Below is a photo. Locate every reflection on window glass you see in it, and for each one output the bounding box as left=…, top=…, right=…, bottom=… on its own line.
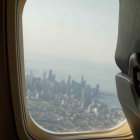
left=23, top=0, right=125, bottom=133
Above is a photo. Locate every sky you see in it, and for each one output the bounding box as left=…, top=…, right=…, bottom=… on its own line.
left=23, top=0, right=120, bottom=94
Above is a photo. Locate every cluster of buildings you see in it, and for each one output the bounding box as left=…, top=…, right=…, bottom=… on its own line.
left=26, top=70, right=125, bottom=132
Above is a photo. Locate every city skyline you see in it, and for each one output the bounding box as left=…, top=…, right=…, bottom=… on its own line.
left=26, top=69, right=125, bottom=132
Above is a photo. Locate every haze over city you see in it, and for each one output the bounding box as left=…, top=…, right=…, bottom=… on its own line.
left=23, top=0, right=119, bottom=94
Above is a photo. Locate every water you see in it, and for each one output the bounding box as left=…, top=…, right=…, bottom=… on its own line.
left=98, top=94, right=121, bottom=108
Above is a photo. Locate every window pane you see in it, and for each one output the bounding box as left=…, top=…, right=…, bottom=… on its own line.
left=23, top=0, right=125, bottom=133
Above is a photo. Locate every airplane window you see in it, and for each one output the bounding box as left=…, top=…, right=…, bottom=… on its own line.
left=23, top=0, right=125, bottom=133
